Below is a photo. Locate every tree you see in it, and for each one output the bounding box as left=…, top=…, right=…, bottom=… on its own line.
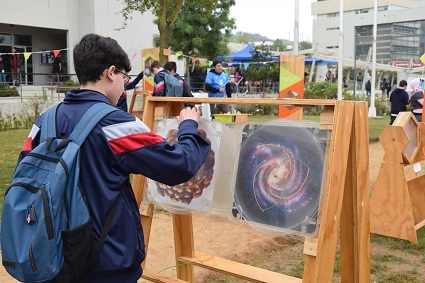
left=243, top=43, right=279, bottom=97
left=272, top=39, right=287, bottom=52
left=299, top=40, right=312, bottom=50
left=119, top=0, right=216, bottom=63
left=167, top=0, right=235, bottom=79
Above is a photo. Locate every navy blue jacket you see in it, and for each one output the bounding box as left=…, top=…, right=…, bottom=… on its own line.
left=152, top=69, right=168, bottom=96
left=19, top=90, right=210, bottom=283
left=117, top=71, right=144, bottom=112
left=389, top=88, right=409, bottom=115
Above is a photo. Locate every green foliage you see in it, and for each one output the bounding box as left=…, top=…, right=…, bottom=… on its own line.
left=119, top=0, right=217, bottom=62
left=299, top=41, right=312, bottom=50
left=0, top=82, right=19, bottom=97
left=273, top=39, right=287, bottom=52
left=0, top=129, right=29, bottom=215
left=19, top=94, right=49, bottom=129
left=304, top=81, right=339, bottom=99
left=169, top=0, right=236, bottom=61
left=58, top=80, right=80, bottom=94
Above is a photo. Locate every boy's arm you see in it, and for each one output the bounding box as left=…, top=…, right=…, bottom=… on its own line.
left=110, top=116, right=210, bottom=186
left=126, top=71, right=144, bottom=91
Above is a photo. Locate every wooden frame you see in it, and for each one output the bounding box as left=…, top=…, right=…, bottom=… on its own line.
left=370, top=112, right=425, bottom=244
left=129, top=97, right=370, bottom=283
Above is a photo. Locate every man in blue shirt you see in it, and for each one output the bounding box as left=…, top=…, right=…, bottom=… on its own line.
left=205, top=60, right=229, bottom=115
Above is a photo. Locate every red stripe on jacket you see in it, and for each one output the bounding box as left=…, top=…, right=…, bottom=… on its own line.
left=109, top=131, right=164, bottom=155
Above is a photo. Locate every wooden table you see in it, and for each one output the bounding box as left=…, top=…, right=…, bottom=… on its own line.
left=212, top=113, right=252, bottom=122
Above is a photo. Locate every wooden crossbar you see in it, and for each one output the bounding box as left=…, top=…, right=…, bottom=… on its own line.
left=142, top=269, right=188, bottom=283
left=178, top=251, right=302, bottom=283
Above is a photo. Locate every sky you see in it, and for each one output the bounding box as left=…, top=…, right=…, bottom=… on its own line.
left=230, top=0, right=314, bottom=42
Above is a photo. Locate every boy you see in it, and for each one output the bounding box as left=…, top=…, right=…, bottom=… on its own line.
left=150, top=60, right=168, bottom=96
left=18, top=33, right=210, bottom=283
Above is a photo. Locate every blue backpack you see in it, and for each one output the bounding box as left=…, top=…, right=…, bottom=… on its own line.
left=1, top=103, right=121, bottom=283
left=164, top=73, right=183, bottom=97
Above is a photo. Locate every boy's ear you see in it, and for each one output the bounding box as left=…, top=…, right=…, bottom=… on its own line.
left=105, top=66, right=115, bottom=82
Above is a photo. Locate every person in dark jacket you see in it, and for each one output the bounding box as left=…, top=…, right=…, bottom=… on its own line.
left=151, top=60, right=168, bottom=96
left=0, top=57, right=6, bottom=83
left=18, top=33, right=210, bottom=283
left=389, top=80, right=409, bottom=125
left=164, top=61, right=193, bottom=97
left=116, top=70, right=145, bottom=112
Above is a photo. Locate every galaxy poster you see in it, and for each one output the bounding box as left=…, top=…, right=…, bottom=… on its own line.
left=233, top=123, right=327, bottom=235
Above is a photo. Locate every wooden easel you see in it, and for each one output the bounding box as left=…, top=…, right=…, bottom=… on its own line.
left=370, top=112, right=425, bottom=244
left=128, top=90, right=151, bottom=120
left=132, top=97, right=370, bottom=283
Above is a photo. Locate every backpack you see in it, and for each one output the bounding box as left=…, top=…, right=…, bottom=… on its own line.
left=1, top=103, right=121, bottom=283
left=164, top=73, right=183, bottom=97
left=380, top=81, right=385, bottom=90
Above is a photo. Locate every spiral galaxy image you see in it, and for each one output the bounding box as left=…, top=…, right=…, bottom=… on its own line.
left=234, top=123, right=327, bottom=235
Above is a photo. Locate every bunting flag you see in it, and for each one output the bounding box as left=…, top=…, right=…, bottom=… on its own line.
left=24, top=52, right=32, bottom=61
left=192, top=58, right=199, bottom=62
left=53, top=50, right=61, bottom=57
left=244, top=63, right=249, bottom=69
left=420, top=53, right=425, bottom=64
left=175, top=52, right=181, bottom=57
left=208, top=60, right=213, bottom=66
left=228, top=62, right=233, bottom=67
left=131, top=53, right=137, bottom=60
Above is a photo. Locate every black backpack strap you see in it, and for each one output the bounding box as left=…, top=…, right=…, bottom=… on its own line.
left=95, top=191, right=122, bottom=255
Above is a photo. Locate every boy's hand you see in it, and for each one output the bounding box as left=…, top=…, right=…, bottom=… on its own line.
left=177, top=107, right=200, bottom=124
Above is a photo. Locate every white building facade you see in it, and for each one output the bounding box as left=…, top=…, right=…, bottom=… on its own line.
left=311, top=0, right=425, bottom=66
left=0, top=0, right=157, bottom=84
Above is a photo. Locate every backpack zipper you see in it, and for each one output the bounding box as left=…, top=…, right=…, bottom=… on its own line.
left=29, top=239, right=37, bottom=272
left=5, top=182, right=39, bottom=196
left=40, top=185, right=54, bottom=240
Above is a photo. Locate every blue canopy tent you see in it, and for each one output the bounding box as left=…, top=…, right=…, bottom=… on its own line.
left=305, top=57, right=338, bottom=65
left=217, top=44, right=278, bottom=63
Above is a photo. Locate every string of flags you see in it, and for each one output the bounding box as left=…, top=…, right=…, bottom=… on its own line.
left=1, top=47, right=286, bottom=69
left=0, top=48, right=73, bottom=61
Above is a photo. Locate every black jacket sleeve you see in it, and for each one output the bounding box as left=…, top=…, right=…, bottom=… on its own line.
left=205, top=83, right=219, bottom=93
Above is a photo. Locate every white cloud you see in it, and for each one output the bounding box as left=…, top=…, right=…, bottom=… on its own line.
left=230, top=0, right=314, bottom=42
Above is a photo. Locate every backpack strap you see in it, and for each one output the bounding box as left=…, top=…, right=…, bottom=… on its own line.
left=40, top=103, right=61, bottom=143
left=69, top=103, right=118, bottom=146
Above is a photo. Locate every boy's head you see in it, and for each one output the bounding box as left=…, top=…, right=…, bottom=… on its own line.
left=164, top=61, right=177, bottom=74
left=150, top=60, right=163, bottom=75
left=212, top=60, right=223, bottom=74
left=73, top=33, right=131, bottom=85
left=73, top=33, right=131, bottom=106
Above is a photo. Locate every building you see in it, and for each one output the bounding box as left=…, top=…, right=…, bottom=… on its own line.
left=311, top=0, right=425, bottom=67
left=0, top=0, right=156, bottom=85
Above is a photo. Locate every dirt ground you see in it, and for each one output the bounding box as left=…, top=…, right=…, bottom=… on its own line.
left=0, top=142, right=413, bottom=282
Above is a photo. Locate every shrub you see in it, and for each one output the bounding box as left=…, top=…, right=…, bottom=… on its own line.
left=19, top=94, right=49, bottom=129
left=0, top=83, right=19, bottom=97
left=0, top=112, right=21, bottom=131
left=58, top=80, right=80, bottom=94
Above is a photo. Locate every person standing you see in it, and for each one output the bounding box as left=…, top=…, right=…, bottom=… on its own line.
left=116, top=70, right=145, bottom=112
left=365, top=80, right=371, bottom=96
left=0, top=57, right=6, bottom=83
left=164, top=61, right=193, bottom=97
left=150, top=60, right=168, bottom=96
left=389, top=80, right=409, bottom=125
left=10, top=47, right=21, bottom=85
left=380, top=77, right=389, bottom=99
left=205, top=60, right=229, bottom=115
left=16, top=33, right=210, bottom=283
left=409, top=78, right=424, bottom=122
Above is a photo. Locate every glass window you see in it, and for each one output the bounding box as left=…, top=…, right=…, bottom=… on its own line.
left=13, top=34, right=32, bottom=46
left=0, top=34, right=12, bottom=45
